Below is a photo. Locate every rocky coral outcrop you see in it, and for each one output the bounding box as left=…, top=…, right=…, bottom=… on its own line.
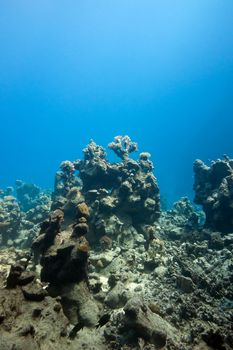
left=193, top=156, right=233, bottom=233
left=48, top=137, right=161, bottom=249
left=0, top=182, right=51, bottom=248
left=73, top=137, right=160, bottom=246
left=31, top=198, right=102, bottom=340
left=0, top=195, right=21, bottom=245
left=32, top=206, right=90, bottom=286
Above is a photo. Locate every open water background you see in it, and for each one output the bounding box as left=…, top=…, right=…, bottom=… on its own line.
left=1, top=1, right=233, bottom=204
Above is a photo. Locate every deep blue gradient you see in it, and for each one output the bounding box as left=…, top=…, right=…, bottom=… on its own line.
left=0, top=1, right=233, bottom=204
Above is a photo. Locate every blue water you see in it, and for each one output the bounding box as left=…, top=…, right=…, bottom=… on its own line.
left=1, top=1, right=233, bottom=204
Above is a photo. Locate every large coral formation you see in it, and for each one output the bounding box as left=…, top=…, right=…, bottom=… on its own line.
left=71, top=137, right=160, bottom=246
left=193, top=156, right=233, bottom=233
left=49, top=137, right=160, bottom=250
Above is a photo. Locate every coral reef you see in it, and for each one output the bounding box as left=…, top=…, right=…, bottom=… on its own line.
left=0, top=139, right=232, bottom=350
left=73, top=137, right=160, bottom=247
left=15, top=180, right=40, bottom=211
left=0, top=182, right=51, bottom=248
left=193, top=156, right=233, bottom=233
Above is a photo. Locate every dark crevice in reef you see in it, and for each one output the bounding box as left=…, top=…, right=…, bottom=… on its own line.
left=0, top=136, right=233, bottom=350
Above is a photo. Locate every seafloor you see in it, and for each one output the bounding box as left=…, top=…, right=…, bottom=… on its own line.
left=0, top=136, right=233, bottom=350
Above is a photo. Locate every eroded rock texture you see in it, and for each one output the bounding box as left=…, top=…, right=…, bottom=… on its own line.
left=193, top=156, right=233, bottom=233
left=31, top=195, right=99, bottom=338
left=0, top=249, right=70, bottom=350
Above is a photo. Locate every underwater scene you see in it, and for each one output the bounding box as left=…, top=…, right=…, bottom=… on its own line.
left=0, top=2, right=233, bottom=350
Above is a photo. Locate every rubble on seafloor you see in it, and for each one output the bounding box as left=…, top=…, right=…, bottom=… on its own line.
left=0, top=138, right=233, bottom=350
